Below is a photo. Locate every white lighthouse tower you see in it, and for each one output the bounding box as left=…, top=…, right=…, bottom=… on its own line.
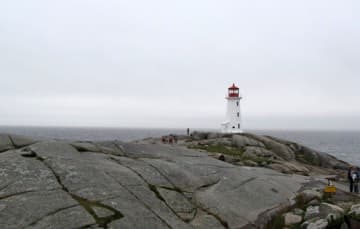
left=221, top=83, right=243, bottom=133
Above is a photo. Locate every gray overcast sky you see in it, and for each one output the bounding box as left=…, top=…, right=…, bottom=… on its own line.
left=1, top=0, right=359, bottom=130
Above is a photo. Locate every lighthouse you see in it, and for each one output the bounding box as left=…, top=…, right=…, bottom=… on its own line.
left=221, top=83, right=243, bottom=133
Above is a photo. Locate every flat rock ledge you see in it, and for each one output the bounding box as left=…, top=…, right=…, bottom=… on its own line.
left=0, top=133, right=352, bottom=229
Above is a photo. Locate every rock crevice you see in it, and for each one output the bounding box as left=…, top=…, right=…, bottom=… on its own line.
left=20, top=149, right=124, bottom=229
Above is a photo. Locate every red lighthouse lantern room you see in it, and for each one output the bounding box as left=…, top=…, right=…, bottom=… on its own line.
left=228, top=83, right=239, bottom=98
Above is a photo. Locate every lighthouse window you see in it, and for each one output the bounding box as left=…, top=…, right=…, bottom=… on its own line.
left=238, top=124, right=240, bottom=129
left=237, top=112, right=240, bottom=117
left=236, top=101, right=239, bottom=106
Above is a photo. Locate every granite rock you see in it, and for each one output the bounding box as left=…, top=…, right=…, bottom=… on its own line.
left=283, top=212, right=302, bottom=226
left=0, top=133, right=331, bottom=229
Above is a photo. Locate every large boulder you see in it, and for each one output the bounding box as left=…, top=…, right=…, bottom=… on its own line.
left=347, top=204, right=360, bottom=228
left=283, top=212, right=302, bottom=226
left=348, top=204, right=360, bottom=216
left=199, top=138, right=233, bottom=147
left=0, top=134, right=39, bottom=153
left=299, top=189, right=323, bottom=203
left=206, top=132, right=222, bottom=140
left=8, top=135, right=37, bottom=148
left=294, top=208, right=305, bottom=216
left=304, top=206, right=320, bottom=220
left=243, top=146, right=276, bottom=158
left=289, top=144, right=349, bottom=170
left=252, top=134, right=350, bottom=170
left=232, top=135, right=265, bottom=148
left=191, top=132, right=225, bottom=140
left=319, top=202, right=344, bottom=221
left=0, top=134, right=13, bottom=152
left=317, top=153, right=349, bottom=170
left=306, top=218, right=328, bottom=229
left=70, top=141, right=100, bottom=152
left=244, top=134, right=295, bottom=161
left=188, top=132, right=349, bottom=171
left=269, top=161, right=310, bottom=175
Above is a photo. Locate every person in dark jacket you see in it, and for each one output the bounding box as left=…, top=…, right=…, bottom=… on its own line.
left=348, top=166, right=359, bottom=193
left=348, top=166, right=354, bottom=192
left=354, top=167, right=360, bottom=193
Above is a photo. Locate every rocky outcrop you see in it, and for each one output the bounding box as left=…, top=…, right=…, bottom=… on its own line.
left=299, top=189, right=323, bottom=203
left=277, top=185, right=360, bottom=229
left=0, top=134, right=314, bottom=229
left=320, top=202, right=344, bottom=221
left=347, top=204, right=360, bottom=229
left=242, top=146, right=276, bottom=159
left=0, top=134, right=37, bottom=152
left=0, top=134, right=13, bottom=152
left=243, top=133, right=296, bottom=161
left=268, top=161, right=310, bottom=175
left=305, top=218, right=328, bottom=229
left=1, top=132, right=357, bottom=229
left=185, top=132, right=349, bottom=176
left=232, top=135, right=265, bottom=148
left=283, top=212, right=302, bottom=226
left=304, top=206, right=321, bottom=220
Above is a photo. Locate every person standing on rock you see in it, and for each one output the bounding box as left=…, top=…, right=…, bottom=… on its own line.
left=348, top=166, right=359, bottom=193
left=354, top=167, right=360, bottom=193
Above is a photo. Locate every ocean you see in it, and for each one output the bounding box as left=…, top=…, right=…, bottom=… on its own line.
left=1, top=126, right=359, bottom=166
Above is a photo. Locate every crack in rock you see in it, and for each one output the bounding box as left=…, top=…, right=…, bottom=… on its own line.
left=20, top=149, right=124, bottom=229
left=74, top=223, right=98, bottom=229
left=0, top=135, right=14, bottom=153
left=194, top=206, right=229, bottom=229
left=193, top=176, right=259, bottom=228
left=104, top=171, right=172, bottom=229
left=25, top=204, right=79, bottom=228
left=0, top=182, right=14, bottom=192
left=0, top=134, right=36, bottom=153
left=6, top=135, right=16, bottom=147
left=148, top=184, right=166, bottom=202
left=108, top=158, right=190, bottom=227
left=228, top=177, right=257, bottom=192
left=137, top=159, right=230, bottom=229
left=0, top=190, right=38, bottom=201
left=196, top=179, right=221, bottom=191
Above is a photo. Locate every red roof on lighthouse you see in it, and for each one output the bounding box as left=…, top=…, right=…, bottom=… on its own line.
left=229, top=83, right=239, bottom=89
left=227, top=83, right=240, bottom=98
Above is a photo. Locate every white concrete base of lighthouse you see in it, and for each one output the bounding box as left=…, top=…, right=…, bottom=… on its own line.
left=221, top=122, right=243, bottom=133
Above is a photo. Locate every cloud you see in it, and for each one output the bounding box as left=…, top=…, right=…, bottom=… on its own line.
left=0, top=0, right=359, bottom=129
